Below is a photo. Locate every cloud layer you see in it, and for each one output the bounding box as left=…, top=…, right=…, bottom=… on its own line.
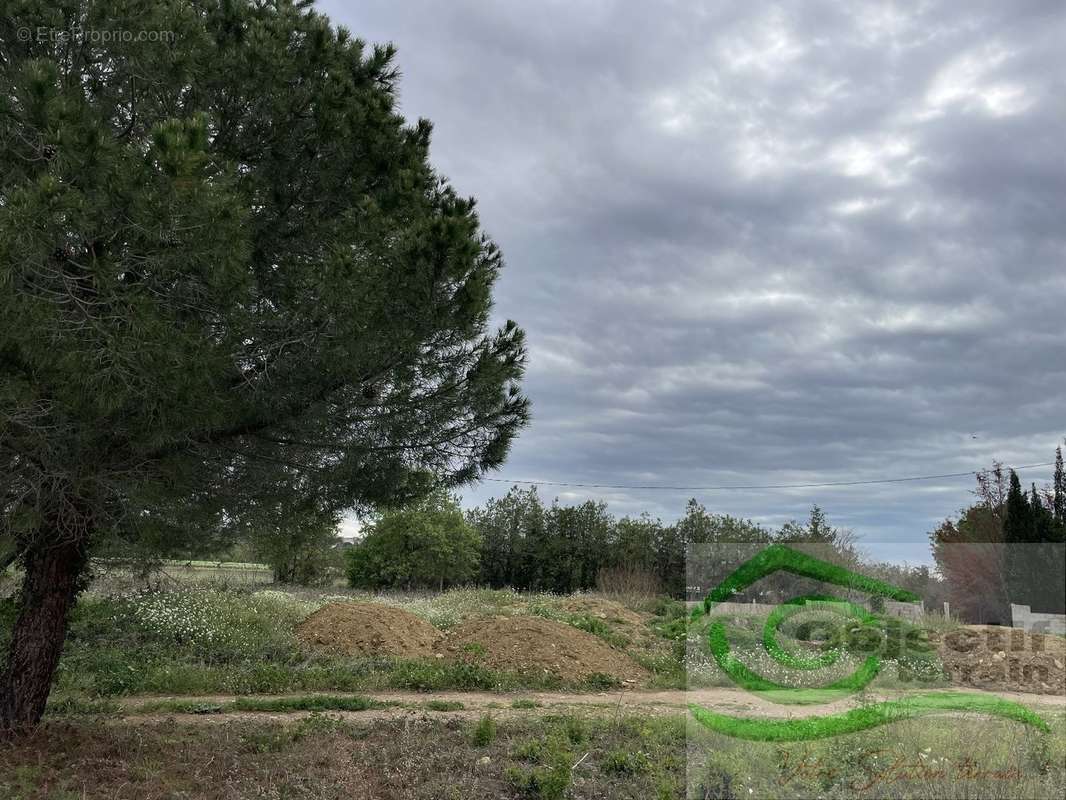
left=322, top=0, right=1066, bottom=560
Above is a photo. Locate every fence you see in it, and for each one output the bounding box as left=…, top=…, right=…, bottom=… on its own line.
left=1010, top=603, right=1066, bottom=635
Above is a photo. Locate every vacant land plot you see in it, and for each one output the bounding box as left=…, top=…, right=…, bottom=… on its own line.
left=0, top=586, right=686, bottom=704
left=2, top=582, right=1063, bottom=798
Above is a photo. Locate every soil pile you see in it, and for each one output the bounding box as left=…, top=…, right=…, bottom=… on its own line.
left=295, top=602, right=439, bottom=658
left=439, top=616, right=649, bottom=684
left=933, top=625, right=1066, bottom=695
left=558, top=596, right=660, bottom=651
left=559, top=597, right=649, bottom=628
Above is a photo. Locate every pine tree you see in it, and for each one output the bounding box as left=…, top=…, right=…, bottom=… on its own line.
left=807, top=505, right=833, bottom=542
left=0, top=1, right=527, bottom=729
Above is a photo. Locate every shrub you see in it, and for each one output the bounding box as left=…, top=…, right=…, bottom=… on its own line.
left=602, top=749, right=651, bottom=775
left=561, top=715, right=588, bottom=745
left=472, top=714, right=497, bottom=746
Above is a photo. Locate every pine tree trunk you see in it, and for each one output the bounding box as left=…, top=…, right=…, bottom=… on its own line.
left=0, top=532, right=89, bottom=733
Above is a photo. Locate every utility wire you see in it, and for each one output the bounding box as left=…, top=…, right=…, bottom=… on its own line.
left=479, top=461, right=1056, bottom=492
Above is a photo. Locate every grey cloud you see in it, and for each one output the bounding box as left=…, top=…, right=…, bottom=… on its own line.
left=322, top=0, right=1066, bottom=558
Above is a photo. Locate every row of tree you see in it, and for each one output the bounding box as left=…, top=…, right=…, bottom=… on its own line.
left=345, top=489, right=858, bottom=598
left=349, top=449, right=1066, bottom=612
left=930, top=446, right=1066, bottom=621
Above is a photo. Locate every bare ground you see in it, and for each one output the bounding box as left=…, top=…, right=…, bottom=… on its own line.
left=115, top=686, right=1066, bottom=725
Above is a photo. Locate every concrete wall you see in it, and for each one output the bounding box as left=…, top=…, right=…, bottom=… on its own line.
left=688, top=598, right=926, bottom=622
left=1010, top=603, right=1066, bottom=635
left=883, top=600, right=924, bottom=621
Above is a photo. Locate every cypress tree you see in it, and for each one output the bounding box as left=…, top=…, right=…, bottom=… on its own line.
left=1003, top=471, right=1032, bottom=544
left=1002, top=471, right=1031, bottom=607
left=1054, top=446, right=1065, bottom=523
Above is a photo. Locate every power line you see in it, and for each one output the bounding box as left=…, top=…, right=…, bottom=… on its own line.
left=479, top=461, right=1056, bottom=492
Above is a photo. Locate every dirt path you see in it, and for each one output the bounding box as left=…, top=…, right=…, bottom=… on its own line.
left=115, top=687, right=1066, bottom=725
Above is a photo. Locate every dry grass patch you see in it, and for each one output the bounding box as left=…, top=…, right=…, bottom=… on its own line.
left=0, top=713, right=685, bottom=800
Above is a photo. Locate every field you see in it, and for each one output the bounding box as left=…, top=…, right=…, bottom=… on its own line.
left=92, top=559, right=276, bottom=586
left=1, top=570, right=1064, bottom=798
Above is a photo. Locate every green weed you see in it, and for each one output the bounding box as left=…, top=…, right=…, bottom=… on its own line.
left=472, top=714, right=497, bottom=746
left=425, top=699, right=465, bottom=711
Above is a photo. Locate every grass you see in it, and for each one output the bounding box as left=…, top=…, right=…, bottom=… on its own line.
left=126, top=694, right=389, bottom=715
left=565, top=614, right=631, bottom=648
left=504, top=713, right=682, bottom=800
left=12, top=704, right=1064, bottom=799
left=425, top=699, right=465, bottom=711
left=0, top=585, right=688, bottom=701
left=691, top=691, right=1051, bottom=742
left=688, top=709, right=1066, bottom=799
left=0, top=712, right=685, bottom=800
left=232, top=695, right=385, bottom=713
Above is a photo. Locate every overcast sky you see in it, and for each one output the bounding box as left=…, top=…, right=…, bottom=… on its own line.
left=323, top=1, right=1066, bottom=562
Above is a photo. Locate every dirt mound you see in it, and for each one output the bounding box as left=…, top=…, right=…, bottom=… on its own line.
left=296, top=602, right=438, bottom=658
left=933, top=625, right=1066, bottom=695
left=559, top=597, right=649, bottom=627
left=439, top=616, right=649, bottom=684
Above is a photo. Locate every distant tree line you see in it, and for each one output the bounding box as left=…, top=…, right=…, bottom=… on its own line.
left=346, top=489, right=863, bottom=598
left=930, top=445, right=1066, bottom=622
